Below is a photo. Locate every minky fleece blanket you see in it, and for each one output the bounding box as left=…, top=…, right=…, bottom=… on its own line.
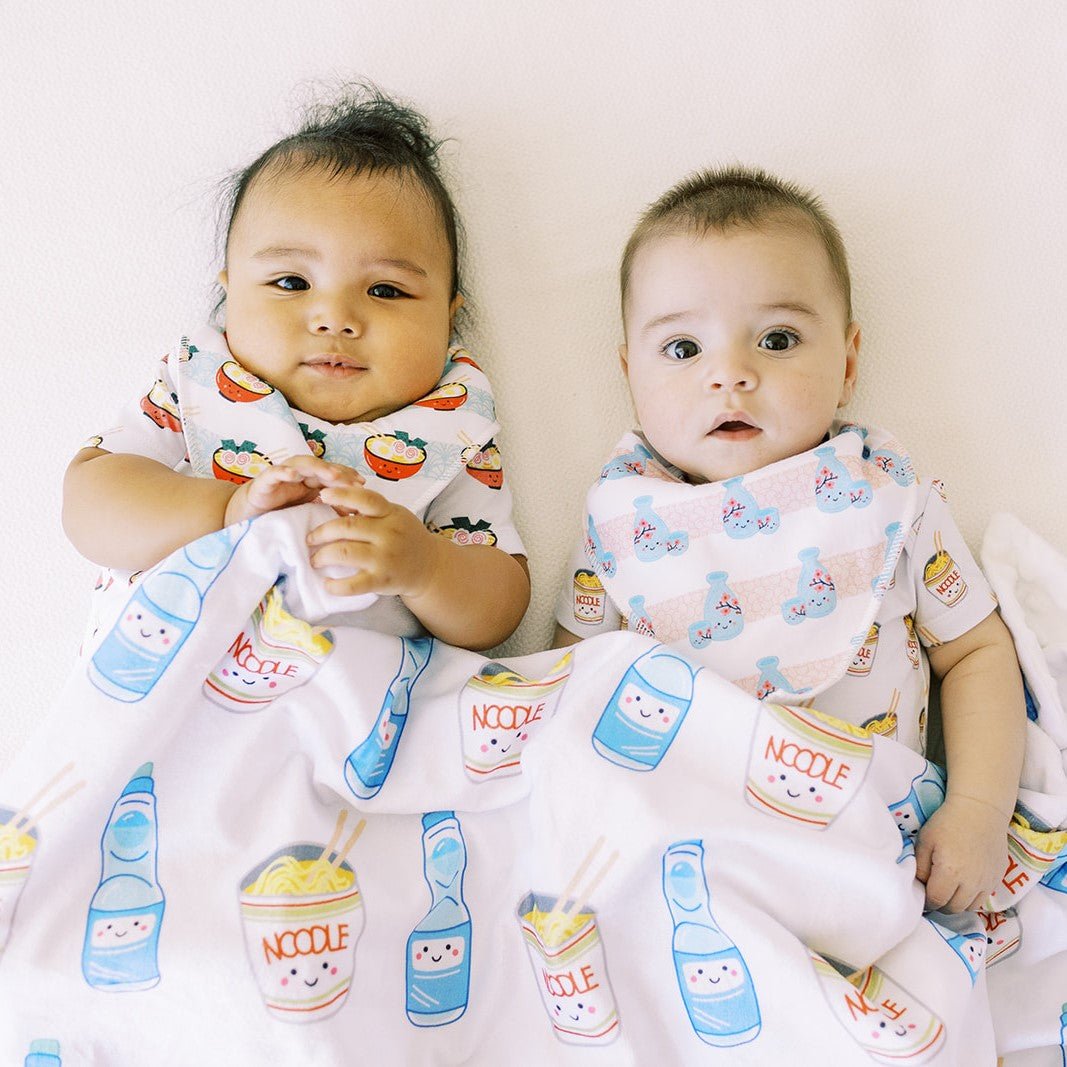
left=1, top=506, right=1065, bottom=1066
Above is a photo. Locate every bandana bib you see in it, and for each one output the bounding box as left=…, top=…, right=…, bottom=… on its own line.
left=584, top=424, right=921, bottom=701
left=173, top=326, right=501, bottom=521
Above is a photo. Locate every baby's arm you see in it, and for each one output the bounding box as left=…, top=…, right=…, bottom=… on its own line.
left=306, top=484, right=530, bottom=651
left=64, top=448, right=360, bottom=572
left=553, top=625, right=582, bottom=648
left=915, top=611, right=1025, bottom=911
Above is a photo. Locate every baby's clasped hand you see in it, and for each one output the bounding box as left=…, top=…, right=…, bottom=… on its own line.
left=914, top=793, right=1010, bottom=913
left=306, top=484, right=439, bottom=600
left=223, top=456, right=364, bottom=526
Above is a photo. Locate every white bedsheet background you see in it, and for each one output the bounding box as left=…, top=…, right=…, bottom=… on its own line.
left=2, top=2, right=1063, bottom=767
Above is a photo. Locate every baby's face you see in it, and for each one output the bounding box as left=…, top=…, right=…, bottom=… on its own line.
left=220, top=163, right=460, bottom=425
left=621, top=220, right=859, bottom=483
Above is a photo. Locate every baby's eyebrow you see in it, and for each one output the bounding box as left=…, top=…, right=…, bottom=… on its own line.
left=760, top=301, right=822, bottom=320
left=252, top=245, right=318, bottom=260
left=640, top=311, right=693, bottom=337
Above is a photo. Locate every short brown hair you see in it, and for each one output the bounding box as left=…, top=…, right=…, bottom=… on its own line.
left=620, top=165, right=853, bottom=323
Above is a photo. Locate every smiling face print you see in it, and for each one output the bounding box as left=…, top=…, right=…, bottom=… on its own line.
left=89, top=912, right=157, bottom=946
left=681, top=955, right=748, bottom=995
left=118, top=605, right=177, bottom=656
left=614, top=681, right=685, bottom=734
left=411, top=934, right=466, bottom=971
left=276, top=955, right=343, bottom=993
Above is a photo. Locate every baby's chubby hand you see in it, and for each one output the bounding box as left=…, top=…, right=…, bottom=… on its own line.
left=914, top=794, right=1009, bottom=913
left=224, top=456, right=364, bottom=526
left=305, top=484, right=440, bottom=599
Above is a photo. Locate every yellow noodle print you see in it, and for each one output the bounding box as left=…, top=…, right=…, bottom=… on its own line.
left=260, top=586, right=333, bottom=657
left=1011, top=814, right=1067, bottom=856
left=523, top=904, right=592, bottom=947
left=243, top=856, right=354, bottom=896
left=0, top=823, right=36, bottom=861
left=573, top=571, right=603, bottom=590
left=478, top=652, right=574, bottom=689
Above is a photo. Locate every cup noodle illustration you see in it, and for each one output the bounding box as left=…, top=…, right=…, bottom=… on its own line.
left=517, top=892, right=620, bottom=1046
left=979, top=816, right=1067, bottom=913
left=0, top=807, right=38, bottom=956
left=204, top=583, right=334, bottom=711
left=571, top=569, right=607, bottom=626
left=745, top=704, right=874, bottom=828
left=459, top=654, right=573, bottom=780
left=810, top=952, right=945, bottom=1064
left=239, top=843, right=365, bottom=1022
left=922, top=532, right=968, bottom=607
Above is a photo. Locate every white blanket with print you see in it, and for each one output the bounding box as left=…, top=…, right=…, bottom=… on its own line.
left=0, top=507, right=1064, bottom=1066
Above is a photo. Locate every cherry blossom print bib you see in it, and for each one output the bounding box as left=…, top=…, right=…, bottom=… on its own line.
left=584, top=423, right=921, bottom=701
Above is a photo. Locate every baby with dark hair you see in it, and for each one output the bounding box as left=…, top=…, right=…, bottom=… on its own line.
left=64, top=85, right=529, bottom=651
left=555, top=165, right=1025, bottom=915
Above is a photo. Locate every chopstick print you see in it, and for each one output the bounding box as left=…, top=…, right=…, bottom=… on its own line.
left=0, top=763, right=85, bottom=955
left=238, top=809, right=367, bottom=1021
left=518, top=837, right=622, bottom=1046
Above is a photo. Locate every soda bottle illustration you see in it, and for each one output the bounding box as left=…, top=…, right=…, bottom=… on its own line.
left=585, top=515, right=617, bottom=579
left=600, top=441, right=653, bottom=480
left=89, top=522, right=249, bottom=702
left=627, top=595, right=655, bottom=637
left=24, top=1041, right=61, bottom=1067
left=344, top=638, right=433, bottom=799
left=721, top=477, right=779, bottom=538
left=1059, top=1002, right=1066, bottom=1067
left=889, top=762, right=946, bottom=862
left=591, top=646, right=698, bottom=771
left=754, top=656, right=810, bottom=701
left=813, top=445, right=872, bottom=511
left=662, top=840, right=760, bottom=1047
left=782, top=548, right=836, bottom=624
left=688, top=572, right=744, bottom=647
left=406, top=811, right=471, bottom=1026
left=872, top=522, right=903, bottom=595
left=632, top=496, right=688, bottom=562
left=82, top=764, right=165, bottom=991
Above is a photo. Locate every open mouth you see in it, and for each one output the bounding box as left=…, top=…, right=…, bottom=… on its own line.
left=709, top=413, right=760, bottom=440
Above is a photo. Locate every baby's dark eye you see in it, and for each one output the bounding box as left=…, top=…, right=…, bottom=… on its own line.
left=663, top=338, right=700, bottom=361
left=273, top=275, right=309, bottom=292
left=759, top=329, right=799, bottom=352
left=369, top=283, right=404, bottom=299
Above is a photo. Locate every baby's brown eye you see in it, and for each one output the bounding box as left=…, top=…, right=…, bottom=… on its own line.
left=759, top=330, right=798, bottom=352
left=664, top=338, right=700, bottom=361
left=274, top=276, right=309, bottom=292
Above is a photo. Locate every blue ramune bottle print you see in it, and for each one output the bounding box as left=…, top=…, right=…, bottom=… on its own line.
left=89, top=522, right=249, bottom=701
left=627, top=595, right=655, bottom=637
left=591, top=646, right=698, bottom=771
left=721, top=477, right=779, bottom=539
left=406, top=811, right=471, bottom=1026
left=24, top=1040, right=61, bottom=1067
left=662, top=840, right=760, bottom=1046
left=1059, top=1003, right=1067, bottom=1067
left=82, top=764, right=165, bottom=991
left=781, top=548, right=836, bottom=624
left=688, top=571, right=744, bottom=647
left=632, top=496, right=688, bottom=562
left=345, top=637, right=433, bottom=799
left=813, top=446, right=871, bottom=512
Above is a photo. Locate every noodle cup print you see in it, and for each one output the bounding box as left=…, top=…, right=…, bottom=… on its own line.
left=460, top=656, right=572, bottom=781
left=745, top=704, right=874, bottom=829
left=572, top=569, right=606, bottom=626
left=982, top=819, right=1067, bottom=912
left=810, top=953, right=945, bottom=1064
left=0, top=807, right=38, bottom=955
left=517, top=892, right=620, bottom=1046
left=239, top=843, right=365, bottom=1023
left=204, top=586, right=333, bottom=711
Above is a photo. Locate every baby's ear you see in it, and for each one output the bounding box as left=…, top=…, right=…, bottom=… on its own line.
left=838, top=322, right=861, bottom=407
left=618, top=343, right=629, bottom=374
